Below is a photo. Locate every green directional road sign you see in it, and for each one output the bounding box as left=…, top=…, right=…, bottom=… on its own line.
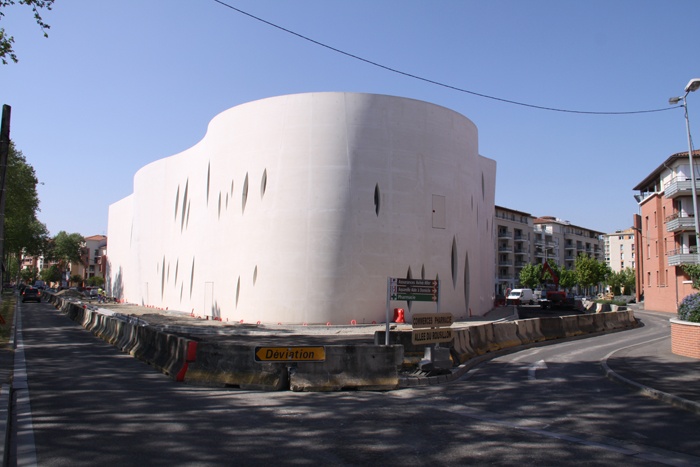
left=389, top=278, right=439, bottom=302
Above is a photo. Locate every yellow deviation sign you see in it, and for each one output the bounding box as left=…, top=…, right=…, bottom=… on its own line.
left=254, top=346, right=326, bottom=362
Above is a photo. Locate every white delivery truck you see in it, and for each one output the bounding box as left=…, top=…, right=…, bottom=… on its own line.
left=506, top=288, right=534, bottom=305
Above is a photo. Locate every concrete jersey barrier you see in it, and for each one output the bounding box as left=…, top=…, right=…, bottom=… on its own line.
left=47, top=294, right=637, bottom=392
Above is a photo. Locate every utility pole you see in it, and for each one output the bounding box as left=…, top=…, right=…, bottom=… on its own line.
left=0, top=105, right=11, bottom=292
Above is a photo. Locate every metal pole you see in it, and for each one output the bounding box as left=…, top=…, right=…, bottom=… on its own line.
left=682, top=95, right=700, bottom=260
left=385, top=277, right=390, bottom=346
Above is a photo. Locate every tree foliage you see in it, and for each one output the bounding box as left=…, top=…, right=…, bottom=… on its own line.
left=682, top=264, right=700, bottom=290
left=4, top=142, right=49, bottom=285
left=574, top=254, right=610, bottom=293
left=87, top=275, right=104, bottom=287
left=0, top=0, right=54, bottom=64
left=558, top=268, right=577, bottom=290
left=39, top=264, right=60, bottom=283
left=518, top=263, right=540, bottom=289
left=48, top=231, right=85, bottom=266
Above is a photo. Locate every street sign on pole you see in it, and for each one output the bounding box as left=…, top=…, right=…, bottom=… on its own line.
left=385, top=277, right=442, bottom=345
left=388, top=278, right=439, bottom=302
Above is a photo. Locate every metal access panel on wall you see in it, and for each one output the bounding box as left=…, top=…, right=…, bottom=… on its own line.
left=432, top=194, right=446, bottom=229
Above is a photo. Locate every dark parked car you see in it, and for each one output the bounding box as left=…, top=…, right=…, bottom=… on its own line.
left=21, top=287, right=42, bottom=303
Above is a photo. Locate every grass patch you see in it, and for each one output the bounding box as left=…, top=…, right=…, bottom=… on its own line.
left=0, top=291, right=15, bottom=347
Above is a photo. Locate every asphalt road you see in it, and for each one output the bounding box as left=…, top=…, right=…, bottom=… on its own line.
left=9, top=301, right=700, bottom=466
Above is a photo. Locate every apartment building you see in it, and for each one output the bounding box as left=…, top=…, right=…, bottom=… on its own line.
left=19, top=234, right=107, bottom=286
left=494, top=206, right=533, bottom=296
left=632, top=150, right=700, bottom=313
left=604, top=228, right=636, bottom=273
left=83, top=235, right=107, bottom=280
left=494, top=206, right=606, bottom=296
left=533, top=216, right=605, bottom=269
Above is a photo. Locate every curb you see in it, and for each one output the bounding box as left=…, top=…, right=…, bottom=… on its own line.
left=601, top=343, right=700, bottom=416
left=0, top=296, right=18, bottom=466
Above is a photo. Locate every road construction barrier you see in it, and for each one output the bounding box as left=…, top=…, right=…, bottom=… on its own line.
left=451, top=328, right=477, bottom=364
left=469, top=323, right=501, bottom=355
left=376, top=310, right=639, bottom=369
left=490, top=321, right=522, bottom=349
left=46, top=293, right=638, bottom=391
left=514, top=319, right=545, bottom=345
left=560, top=315, right=583, bottom=338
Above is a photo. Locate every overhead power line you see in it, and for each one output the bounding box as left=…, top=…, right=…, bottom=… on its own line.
left=212, top=0, right=678, bottom=116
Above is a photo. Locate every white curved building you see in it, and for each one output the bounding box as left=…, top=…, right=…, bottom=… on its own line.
left=106, top=92, right=496, bottom=324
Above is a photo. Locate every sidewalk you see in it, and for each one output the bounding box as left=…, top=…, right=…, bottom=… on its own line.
left=602, top=324, right=700, bottom=414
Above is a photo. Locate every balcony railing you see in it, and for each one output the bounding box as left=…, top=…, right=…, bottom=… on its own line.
left=664, top=176, right=700, bottom=199
left=667, top=246, right=700, bottom=266
left=665, top=212, right=696, bottom=232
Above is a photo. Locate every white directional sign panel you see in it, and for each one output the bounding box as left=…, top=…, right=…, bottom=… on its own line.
left=412, top=313, right=453, bottom=329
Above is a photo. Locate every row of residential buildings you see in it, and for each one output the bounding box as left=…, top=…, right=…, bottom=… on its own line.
left=493, top=206, right=635, bottom=297
left=20, top=235, right=107, bottom=286
left=493, top=150, right=700, bottom=316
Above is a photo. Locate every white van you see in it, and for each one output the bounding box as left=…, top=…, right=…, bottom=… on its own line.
left=506, top=288, right=534, bottom=305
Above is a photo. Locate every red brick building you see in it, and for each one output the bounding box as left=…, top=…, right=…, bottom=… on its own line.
left=633, top=150, right=700, bottom=313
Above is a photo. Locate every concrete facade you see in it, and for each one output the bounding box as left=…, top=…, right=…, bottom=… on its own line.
left=604, top=228, right=636, bottom=273
left=107, top=92, right=497, bottom=324
left=494, top=205, right=534, bottom=296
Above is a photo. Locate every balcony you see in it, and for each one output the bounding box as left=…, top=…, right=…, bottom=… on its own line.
left=667, top=246, right=700, bottom=266
left=665, top=212, right=696, bottom=232
left=665, top=176, right=700, bottom=199
left=497, top=230, right=513, bottom=239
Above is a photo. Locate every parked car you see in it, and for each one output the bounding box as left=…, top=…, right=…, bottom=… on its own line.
left=21, top=286, right=42, bottom=303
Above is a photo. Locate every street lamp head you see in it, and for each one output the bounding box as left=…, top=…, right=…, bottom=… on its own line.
left=669, top=96, right=683, bottom=105
left=685, top=78, right=700, bottom=94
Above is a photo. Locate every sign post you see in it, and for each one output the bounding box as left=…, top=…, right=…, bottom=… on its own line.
left=385, top=277, right=441, bottom=345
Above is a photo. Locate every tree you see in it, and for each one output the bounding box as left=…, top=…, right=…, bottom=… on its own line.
left=19, top=266, right=36, bottom=283
left=518, top=263, right=542, bottom=289
left=39, top=264, right=60, bottom=284
left=558, top=268, right=577, bottom=291
left=87, top=275, right=104, bottom=287
left=574, top=254, right=610, bottom=295
left=620, top=267, right=636, bottom=295
left=0, top=0, right=54, bottom=64
left=69, top=274, right=82, bottom=286
left=3, top=142, right=49, bottom=284
left=45, top=231, right=85, bottom=283
left=607, top=270, right=624, bottom=295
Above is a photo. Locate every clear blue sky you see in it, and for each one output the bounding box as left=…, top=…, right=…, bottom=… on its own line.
left=1, top=0, right=698, bottom=237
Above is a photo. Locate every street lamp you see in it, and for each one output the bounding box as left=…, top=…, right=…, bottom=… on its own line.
left=669, top=78, right=700, bottom=259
